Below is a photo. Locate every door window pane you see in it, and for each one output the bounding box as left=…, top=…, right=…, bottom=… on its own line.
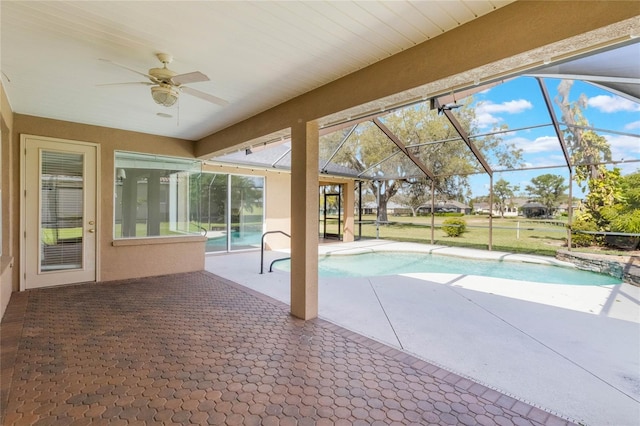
left=193, top=173, right=228, bottom=253
left=320, top=184, right=342, bottom=240
left=230, top=175, right=264, bottom=251
left=192, top=172, right=265, bottom=252
left=41, top=150, right=84, bottom=271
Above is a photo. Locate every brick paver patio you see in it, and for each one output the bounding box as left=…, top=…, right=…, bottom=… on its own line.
left=1, top=271, right=575, bottom=425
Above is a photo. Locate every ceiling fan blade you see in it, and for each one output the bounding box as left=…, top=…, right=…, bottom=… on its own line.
left=181, top=86, right=228, bottom=106
left=171, top=71, right=209, bottom=85
left=97, top=81, right=153, bottom=87
left=99, top=58, right=159, bottom=83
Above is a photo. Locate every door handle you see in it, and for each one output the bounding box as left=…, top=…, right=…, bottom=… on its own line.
left=88, top=229, right=95, bottom=233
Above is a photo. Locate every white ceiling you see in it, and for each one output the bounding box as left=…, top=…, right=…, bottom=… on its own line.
left=1, top=0, right=513, bottom=141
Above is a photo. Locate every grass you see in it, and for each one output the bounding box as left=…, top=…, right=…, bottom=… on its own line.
left=352, top=214, right=619, bottom=257
left=42, top=228, right=83, bottom=245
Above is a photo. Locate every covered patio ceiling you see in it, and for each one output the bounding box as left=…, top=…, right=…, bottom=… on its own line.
left=208, top=40, right=640, bottom=185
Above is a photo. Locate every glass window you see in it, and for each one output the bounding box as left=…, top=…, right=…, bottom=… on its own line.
left=191, top=172, right=265, bottom=252
left=114, top=152, right=201, bottom=238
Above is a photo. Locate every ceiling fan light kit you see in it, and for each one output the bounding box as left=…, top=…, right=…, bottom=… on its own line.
left=151, top=84, right=179, bottom=107
left=99, top=53, right=228, bottom=108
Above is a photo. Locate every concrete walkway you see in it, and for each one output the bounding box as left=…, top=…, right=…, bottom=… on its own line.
left=205, top=240, right=640, bottom=426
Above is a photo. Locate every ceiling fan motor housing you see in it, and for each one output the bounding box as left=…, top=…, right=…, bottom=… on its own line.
left=149, top=67, right=177, bottom=84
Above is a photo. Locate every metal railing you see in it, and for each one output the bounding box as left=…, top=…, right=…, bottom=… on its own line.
left=260, top=230, right=291, bottom=274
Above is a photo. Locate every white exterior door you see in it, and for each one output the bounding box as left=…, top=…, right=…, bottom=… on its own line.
left=22, top=136, right=98, bottom=289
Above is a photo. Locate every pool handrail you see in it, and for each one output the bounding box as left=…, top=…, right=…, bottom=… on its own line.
left=260, top=230, right=291, bottom=274
left=268, top=257, right=291, bottom=273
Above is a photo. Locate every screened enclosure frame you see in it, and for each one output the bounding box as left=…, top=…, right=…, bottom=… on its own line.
left=208, top=41, right=640, bottom=251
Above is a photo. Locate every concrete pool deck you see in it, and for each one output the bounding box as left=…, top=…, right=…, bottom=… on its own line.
left=205, top=240, right=640, bottom=426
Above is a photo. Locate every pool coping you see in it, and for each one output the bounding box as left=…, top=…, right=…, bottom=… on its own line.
left=315, top=240, right=577, bottom=268
left=272, top=240, right=622, bottom=285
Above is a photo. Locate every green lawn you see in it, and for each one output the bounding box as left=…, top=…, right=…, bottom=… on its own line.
left=355, top=215, right=573, bottom=257
left=42, top=228, right=83, bottom=245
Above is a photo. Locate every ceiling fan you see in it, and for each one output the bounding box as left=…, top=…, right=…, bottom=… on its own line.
left=99, top=53, right=228, bottom=108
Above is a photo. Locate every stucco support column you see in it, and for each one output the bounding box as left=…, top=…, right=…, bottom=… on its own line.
left=342, top=181, right=355, bottom=243
left=290, top=120, right=319, bottom=320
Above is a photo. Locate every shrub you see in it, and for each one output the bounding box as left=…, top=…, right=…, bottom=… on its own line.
left=601, top=206, right=640, bottom=250
left=570, top=218, right=597, bottom=247
left=442, top=217, right=467, bottom=237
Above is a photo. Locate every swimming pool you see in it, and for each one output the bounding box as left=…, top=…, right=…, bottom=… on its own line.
left=276, top=251, right=622, bottom=285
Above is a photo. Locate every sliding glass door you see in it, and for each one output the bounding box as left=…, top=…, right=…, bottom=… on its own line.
left=230, top=175, right=264, bottom=251
left=193, top=173, right=264, bottom=253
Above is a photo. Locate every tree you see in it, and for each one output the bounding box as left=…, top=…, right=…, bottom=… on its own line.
left=579, top=167, right=624, bottom=230
left=555, top=80, right=612, bottom=185
left=525, top=174, right=568, bottom=217
left=555, top=80, right=638, bottom=248
left=321, top=100, right=522, bottom=221
left=393, top=178, right=431, bottom=217
left=493, top=178, right=518, bottom=218
left=596, top=170, right=640, bottom=248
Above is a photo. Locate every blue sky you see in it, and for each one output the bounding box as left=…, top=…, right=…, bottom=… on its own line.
left=462, top=76, right=640, bottom=198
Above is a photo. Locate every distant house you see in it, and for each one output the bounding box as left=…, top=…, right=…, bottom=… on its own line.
left=473, top=202, right=518, bottom=217
left=361, top=202, right=377, bottom=215
left=557, top=200, right=581, bottom=214
left=361, top=201, right=412, bottom=216
left=472, top=202, right=493, bottom=215
left=420, top=200, right=471, bottom=215
left=521, top=202, right=548, bottom=218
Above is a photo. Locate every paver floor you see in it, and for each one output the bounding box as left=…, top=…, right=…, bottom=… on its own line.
left=1, top=271, right=574, bottom=425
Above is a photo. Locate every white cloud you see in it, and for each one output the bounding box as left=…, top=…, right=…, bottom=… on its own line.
left=473, top=99, right=533, bottom=129
left=474, top=112, right=500, bottom=128
left=624, top=120, right=640, bottom=130
left=477, top=99, right=533, bottom=115
left=605, top=134, right=640, bottom=159
left=587, top=95, right=640, bottom=113
left=508, top=135, right=560, bottom=154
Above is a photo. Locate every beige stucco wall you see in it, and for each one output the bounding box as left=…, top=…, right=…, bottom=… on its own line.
left=1, top=83, right=15, bottom=319
left=9, top=114, right=205, bottom=286
left=263, top=172, right=292, bottom=250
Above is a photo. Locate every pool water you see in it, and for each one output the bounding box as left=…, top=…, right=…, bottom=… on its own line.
left=276, top=252, right=622, bottom=285
left=205, top=231, right=262, bottom=252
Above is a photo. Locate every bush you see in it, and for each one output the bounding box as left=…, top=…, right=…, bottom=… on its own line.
left=442, top=217, right=467, bottom=237
left=570, top=218, right=597, bottom=247
left=602, top=206, right=640, bottom=250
